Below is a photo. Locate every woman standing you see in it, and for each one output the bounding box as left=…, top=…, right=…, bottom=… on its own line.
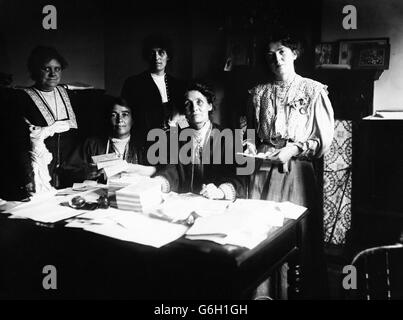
left=121, top=34, right=186, bottom=144
left=245, top=33, right=334, bottom=298
left=16, top=46, right=79, bottom=192
left=246, top=34, right=334, bottom=203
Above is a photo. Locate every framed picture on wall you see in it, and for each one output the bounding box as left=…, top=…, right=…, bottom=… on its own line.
left=338, top=38, right=389, bottom=68
left=314, top=42, right=338, bottom=68
left=353, top=43, right=390, bottom=69
left=338, top=41, right=354, bottom=66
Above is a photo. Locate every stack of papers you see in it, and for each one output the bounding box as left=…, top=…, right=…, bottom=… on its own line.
left=91, top=153, right=129, bottom=178
left=185, top=199, right=306, bottom=249
left=115, top=179, right=162, bottom=213
left=155, top=192, right=232, bottom=221
left=108, top=173, right=147, bottom=189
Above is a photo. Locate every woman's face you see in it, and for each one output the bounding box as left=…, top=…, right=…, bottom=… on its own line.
left=184, top=90, right=212, bottom=129
left=36, top=59, right=62, bottom=91
left=148, top=47, right=168, bottom=74
left=110, top=104, right=133, bottom=139
left=265, top=41, right=297, bottom=79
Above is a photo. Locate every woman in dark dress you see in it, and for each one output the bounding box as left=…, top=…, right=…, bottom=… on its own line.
left=62, top=97, right=154, bottom=184
left=16, top=46, right=80, bottom=192
left=121, top=34, right=186, bottom=145
left=154, top=82, right=244, bottom=200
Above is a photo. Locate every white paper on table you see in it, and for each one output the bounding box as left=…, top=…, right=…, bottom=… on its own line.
left=277, top=201, right=307, bottom=220
left=157, top=192, right=232, bottom=221
left=108, top=173, right=150, bottom=188
left=103, top=162, right=129, bottom=178
left=186, top=210, right=282, bottom=236
left=6, top=187, right=107, bottom=223
left=65, top=208, right=188, bottom=248
left=227, top=199, right=284, bottom=226
left=185, top=198, right=285, bottom=249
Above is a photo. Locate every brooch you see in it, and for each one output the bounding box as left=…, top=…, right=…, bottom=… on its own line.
left=289, top=97, right=309, bottom=115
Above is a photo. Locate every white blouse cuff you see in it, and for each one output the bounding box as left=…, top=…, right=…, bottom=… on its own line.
left=154, top=176, right=171, bottom=193
left=218, top=183, right=236, bottom=201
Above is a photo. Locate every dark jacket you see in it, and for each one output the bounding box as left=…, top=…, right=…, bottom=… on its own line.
left=61, top=136, right=149, bottom=185
left=121, top=71, right=185, bottom=145
left=155, top=123, right=246, bottom=198
left=13, top=86, right=84, bottom=189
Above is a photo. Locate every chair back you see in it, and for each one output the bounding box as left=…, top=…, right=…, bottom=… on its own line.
left=351, top=243, right=403, bottom=300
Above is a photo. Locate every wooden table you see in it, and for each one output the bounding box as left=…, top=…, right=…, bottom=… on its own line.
left=0, top=207, right=312, bottom=299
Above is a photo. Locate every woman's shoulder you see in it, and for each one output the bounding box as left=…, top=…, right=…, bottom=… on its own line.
left=83, top=135, right=107, bottom=146
left=248, top=83, right=272, bottom=96
left=294, top=75, right=328, bottom=100
left=297, top=75, right=327, bottom=92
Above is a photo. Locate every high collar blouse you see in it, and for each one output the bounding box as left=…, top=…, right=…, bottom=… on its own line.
left=248, top=74, right=334, bottom=158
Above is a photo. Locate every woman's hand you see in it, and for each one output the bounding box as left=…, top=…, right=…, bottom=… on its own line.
left=268, top=145, right=299, bottom=163
left=243, top=140, right=257, bottom=155
left=268, top=144, right=300, bottom=173
left=86, top=164, right=104, bottom=180
left=200, top=183, right=225, bottom=200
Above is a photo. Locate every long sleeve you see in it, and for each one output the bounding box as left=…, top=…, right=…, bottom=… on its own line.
left=60, top=138, right=106, bottom=184
left=292, top=89, right=334, bottom=159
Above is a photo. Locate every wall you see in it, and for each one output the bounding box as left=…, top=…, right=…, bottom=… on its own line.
left=321, top=0, right=403, bottom=110
left=0, top=0, right=105, bottom=89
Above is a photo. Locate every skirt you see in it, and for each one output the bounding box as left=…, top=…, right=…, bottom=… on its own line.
left=248, top=151, right=328, bottom=298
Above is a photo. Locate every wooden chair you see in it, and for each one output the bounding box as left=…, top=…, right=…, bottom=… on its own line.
left=350, top=243, right=403, bottom=300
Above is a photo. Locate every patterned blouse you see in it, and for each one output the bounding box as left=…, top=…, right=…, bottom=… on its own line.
left=247, top=74, right=334, bottom=159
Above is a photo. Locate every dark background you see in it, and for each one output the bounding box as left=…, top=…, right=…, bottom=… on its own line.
left=0, top=0, right=321, bottom=126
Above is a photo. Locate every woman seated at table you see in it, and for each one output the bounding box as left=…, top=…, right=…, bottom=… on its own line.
left=153, top=82, right=244, bottom=200
left=62, top=97, right=155, bottom=184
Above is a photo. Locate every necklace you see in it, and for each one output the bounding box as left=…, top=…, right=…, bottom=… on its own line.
left=270, top=75, right=297, bottom=148
left=108, top=137, right=130, bottom=160
left=190, top=122, right=212, bottom=192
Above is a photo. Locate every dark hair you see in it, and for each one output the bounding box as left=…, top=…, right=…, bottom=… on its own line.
left=104, top=96, right=139, bottom=160
left=104, top=96, right=132, bottom=127
left=27, top=46, right=68, bottom=81
left=264, top=31, right=303, bottom=58
left=185, top=82, right=215, bottom=104
left=141, top=34, right=173, bottom=61
left=183, top=81, right=216, bottom=115
left=108, top=96, right=129, bottom=109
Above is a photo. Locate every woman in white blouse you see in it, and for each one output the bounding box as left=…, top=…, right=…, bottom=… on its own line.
left=245, top=32, right=334, bottom=299
left=246, top=33, right=334, bottom=207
